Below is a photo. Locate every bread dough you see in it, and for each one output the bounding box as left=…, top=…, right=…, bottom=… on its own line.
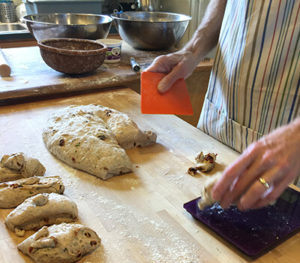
left=18, top=223, right=101, bottom=263
left=0, top=153, right=46, bottom=183
left=197, top=175, right=218, bottom=210
left=0, top=176, right=64, bottom=208
left=43, top=105, right=156, bottom=180
left=100, top=106, right=157, bottom=149
left=5, top=193, right=78, bottom=236
left=0, top=167, right=22, bottom=183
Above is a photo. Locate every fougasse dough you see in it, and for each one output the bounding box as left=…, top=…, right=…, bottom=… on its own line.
left=0, top=153, right=46, bottom=183
left=0, top=176, right=64, bottom=208
left=18, top=223, right=101, bottom=263
left=43, top=105, right=157, bottom=180
left=5, top=193, right=78, bottom=236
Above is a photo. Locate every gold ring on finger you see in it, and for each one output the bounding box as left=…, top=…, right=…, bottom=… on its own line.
left=258, top=177, right=270, bottom=189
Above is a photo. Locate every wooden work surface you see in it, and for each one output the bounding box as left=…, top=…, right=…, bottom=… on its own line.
left=0, top=88, right=298, bottom=263
left=0, top=42, right=212, bottom=105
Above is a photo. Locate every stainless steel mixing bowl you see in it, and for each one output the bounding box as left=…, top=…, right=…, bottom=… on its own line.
left=23, top=13, right=112, bottom=41
left=111, top=11, right=191, bottom=50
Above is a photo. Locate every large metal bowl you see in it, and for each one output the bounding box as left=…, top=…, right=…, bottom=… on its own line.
left=23, top=13, right=112, bottom=41
left=111, top=11, right=191, bottom=50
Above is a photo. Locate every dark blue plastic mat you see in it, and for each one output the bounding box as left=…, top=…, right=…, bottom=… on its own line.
left=183, top=187, right=300, bottom=258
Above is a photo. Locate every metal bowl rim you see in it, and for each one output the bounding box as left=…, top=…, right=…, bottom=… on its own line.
left=23, top=13, right=113, bottom=26
left=111, top=11, right=192, bottom=23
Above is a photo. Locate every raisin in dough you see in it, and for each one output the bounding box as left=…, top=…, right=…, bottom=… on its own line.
left=18, top=223, right=101, bottom=263
left=0, top=176, right=64, bottom=208
left=6, top=193, right=78, bottom=236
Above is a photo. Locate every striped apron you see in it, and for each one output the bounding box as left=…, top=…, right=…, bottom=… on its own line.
left=198, top=0, right=300, bottom=154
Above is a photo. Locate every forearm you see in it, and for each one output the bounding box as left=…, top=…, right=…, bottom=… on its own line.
left=183, top=0, right=227, bottom=63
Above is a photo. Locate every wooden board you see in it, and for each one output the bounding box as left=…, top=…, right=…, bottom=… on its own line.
left=0, top=88, right=299, bottom=263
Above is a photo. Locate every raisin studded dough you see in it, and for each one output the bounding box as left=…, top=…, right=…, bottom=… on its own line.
left=0, top=153, right=46, bottom=183
left=18, top=223, right=101, bottom=263
left=6, top=193, right=78, bottom=237
left=197, top=175, right=218, bottom=210
left=43, top=105, right=157, bottom=180
left=0, top=176, right=64, bottom=208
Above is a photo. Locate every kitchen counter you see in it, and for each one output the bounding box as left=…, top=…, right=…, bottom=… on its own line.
left=0, top=41, right=213, bottom=126
left=0, top=87, right=299, bottom=263
left=0, top=42, right=212, bottom=104
left=0, top=22, right=32, bottom=41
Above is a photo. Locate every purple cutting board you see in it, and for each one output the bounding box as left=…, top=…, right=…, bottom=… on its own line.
left=183, top=187, right=300, bottom=258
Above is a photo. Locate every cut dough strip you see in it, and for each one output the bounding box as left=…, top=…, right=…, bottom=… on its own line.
left=5, top=193, right=78, bottom=236
left=0, top=176, right=64, bottom=208
left=0, top=153, right=46, bottom=183
left=18, top=223, right=101, bottom=263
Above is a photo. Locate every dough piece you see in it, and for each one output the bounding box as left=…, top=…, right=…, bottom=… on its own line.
left=188, top=152, right=217, bottom=175
left=0, top=166, right=22, bottom=183
left=43, top=105, right=155, bottom=180
left=197, top=176, right=218, bottom=210
left=18, top=223, right=101, bottom=263
left=97, top=106, right=157, bottom=149
left=0, top=153, right=46, bottom=182
left=0, top=176, right=64, bottom=208
left=5, top=193, right=78, bottom=236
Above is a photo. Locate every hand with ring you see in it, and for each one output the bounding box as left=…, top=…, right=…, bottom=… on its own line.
left=211, top=118, right=300, bottom=210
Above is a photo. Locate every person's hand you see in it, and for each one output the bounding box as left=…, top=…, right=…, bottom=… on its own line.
left=145, top=50, right=199, bottom=93
left=212, top=119, right=300, bottom=210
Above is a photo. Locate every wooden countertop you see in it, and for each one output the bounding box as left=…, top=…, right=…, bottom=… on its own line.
left=0, top=42, right=213, bottom=105
left=0, top=88, right=299, bottom=263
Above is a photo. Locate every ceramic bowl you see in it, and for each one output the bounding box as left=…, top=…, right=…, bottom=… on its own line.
left=38, top=38, right=107, bottom=74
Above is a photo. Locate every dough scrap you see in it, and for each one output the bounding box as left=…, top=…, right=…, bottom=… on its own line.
left=197, top=176, right=218, bottom=210
left=188, top=152, right=217, bottom=175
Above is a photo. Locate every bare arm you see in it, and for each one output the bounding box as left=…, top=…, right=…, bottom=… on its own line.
left=183, top=0, right=227, bottom=63
left=146, top=0, right=227, bottom=92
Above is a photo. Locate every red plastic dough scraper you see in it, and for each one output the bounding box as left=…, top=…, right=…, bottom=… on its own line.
left=141, top=71, right=193, bottom=115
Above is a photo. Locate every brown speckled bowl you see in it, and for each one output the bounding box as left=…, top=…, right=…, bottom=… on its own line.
left=38, top=38, right=107, bottom=74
